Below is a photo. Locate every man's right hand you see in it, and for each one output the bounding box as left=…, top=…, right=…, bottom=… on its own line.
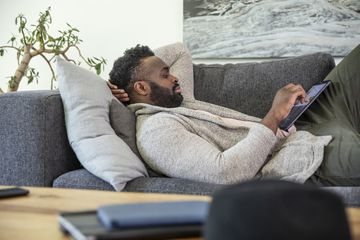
left=261, top=83, right=308, bottom=134
left=107, top=81, right=130, bottom=103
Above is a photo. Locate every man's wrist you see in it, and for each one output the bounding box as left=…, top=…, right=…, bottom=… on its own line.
left=261, top=111, right=281, bottom=134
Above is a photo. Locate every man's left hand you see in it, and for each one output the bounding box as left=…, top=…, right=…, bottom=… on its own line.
left=107, top=81, right=130, bottom=102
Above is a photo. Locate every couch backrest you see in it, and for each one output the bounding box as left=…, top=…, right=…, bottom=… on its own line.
left=0, top=90, right=81, bottom=186
left=193, top=52, right=335, bottom=118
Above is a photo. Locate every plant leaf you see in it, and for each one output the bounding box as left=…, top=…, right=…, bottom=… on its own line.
left=28, top=75, right=34, bottom=84
left=95, top=63, right=101, bottom=75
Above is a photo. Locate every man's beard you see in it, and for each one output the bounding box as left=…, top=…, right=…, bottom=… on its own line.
left=149, top=81, right=183, bottom=108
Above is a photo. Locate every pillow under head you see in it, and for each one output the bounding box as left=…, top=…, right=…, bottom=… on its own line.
left=56, top=57, right=148, bottom=191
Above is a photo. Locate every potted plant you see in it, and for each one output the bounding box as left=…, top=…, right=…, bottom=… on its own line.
left=0, top=7, right=106, bottom=94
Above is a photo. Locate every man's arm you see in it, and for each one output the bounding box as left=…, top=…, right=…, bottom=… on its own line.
left=137, top=114, right=277, bottom=185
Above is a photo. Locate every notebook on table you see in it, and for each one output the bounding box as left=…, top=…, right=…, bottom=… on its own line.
left=59, top=200, right=209, bottom=240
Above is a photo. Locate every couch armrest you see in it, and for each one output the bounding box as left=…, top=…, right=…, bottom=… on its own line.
left=0, top=90, right=81, bottom=187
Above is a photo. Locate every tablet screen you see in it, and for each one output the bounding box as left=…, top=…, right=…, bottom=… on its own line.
left=279, top=80, right=331, bottom=131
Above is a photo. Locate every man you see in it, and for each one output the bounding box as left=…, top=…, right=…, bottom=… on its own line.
left=109, top=43, right=360, bottom=186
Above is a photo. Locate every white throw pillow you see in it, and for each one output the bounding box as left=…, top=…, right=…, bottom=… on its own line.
left=56, top=57, right=148, bottom=191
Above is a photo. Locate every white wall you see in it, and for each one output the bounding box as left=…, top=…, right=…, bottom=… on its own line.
left=0, top=0, right=183, bottom=91
left=0, top=0, right=341, bottom=92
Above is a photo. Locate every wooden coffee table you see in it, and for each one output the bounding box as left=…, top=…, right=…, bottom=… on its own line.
left=0, top=186, right=359, bottom=240
left=0, top=186, right=209, bottom=239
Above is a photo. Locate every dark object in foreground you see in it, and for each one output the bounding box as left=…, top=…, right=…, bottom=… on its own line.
left=205, top=180, right=351, bottom=240
left=0, top=187, right=29, bottom=199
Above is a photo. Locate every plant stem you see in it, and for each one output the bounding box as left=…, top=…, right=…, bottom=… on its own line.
left=72, top=45, right=95, bottom=67
left=61, top=53, right=76, bottom=64
left=20, top=26, right=28, bottom=45
left=38, top=52, right=56, bottom=90
left=0, top=45, right=21, bottom=51
left=8, top=44, right=32, bottom=92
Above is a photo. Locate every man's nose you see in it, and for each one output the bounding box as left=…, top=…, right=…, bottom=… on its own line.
left=170, top=74, right=179, bottom=83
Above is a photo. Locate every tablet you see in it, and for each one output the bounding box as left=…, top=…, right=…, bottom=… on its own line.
left=279, top=80, right=331, bottom=131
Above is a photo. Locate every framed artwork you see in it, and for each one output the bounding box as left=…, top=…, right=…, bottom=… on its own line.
left=183, top=0, right=360, bottom=58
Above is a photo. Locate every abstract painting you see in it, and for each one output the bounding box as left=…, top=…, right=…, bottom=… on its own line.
left=184, top=0, right=360, bottom=58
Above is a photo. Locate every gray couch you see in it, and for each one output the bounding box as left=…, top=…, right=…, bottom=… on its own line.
left=1, top=52, right=359, bottom=207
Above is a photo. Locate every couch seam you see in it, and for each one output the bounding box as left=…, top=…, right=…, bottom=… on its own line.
left=43, top=95, right=49, bottom=186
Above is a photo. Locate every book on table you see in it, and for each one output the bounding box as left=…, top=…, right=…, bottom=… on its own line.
left=58, top=200, right=210, bottom=240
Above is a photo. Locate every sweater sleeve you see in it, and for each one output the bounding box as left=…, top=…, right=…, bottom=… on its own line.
left=137, top=114, right=277, bottom=184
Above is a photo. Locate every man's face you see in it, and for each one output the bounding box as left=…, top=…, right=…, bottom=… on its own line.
left=141, top=56, right=183, bottom=108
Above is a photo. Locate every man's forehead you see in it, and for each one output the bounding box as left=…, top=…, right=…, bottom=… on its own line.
left=141, top=56, right=168, bottom=70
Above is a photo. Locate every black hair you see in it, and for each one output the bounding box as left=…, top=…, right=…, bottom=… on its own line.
left=109, top=45, right=154, bottom=91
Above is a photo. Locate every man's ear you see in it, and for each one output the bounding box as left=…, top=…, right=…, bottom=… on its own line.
left=133, top=81, right=150, bottom=96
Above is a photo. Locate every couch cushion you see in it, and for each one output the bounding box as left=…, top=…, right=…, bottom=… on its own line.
left=193, top=53, right=335, bottom=118
left=53, top=169, right=360, bottom=206
left=56, top=57, right=148, bottom=191
left=124, top=177, right=223, bottom=195
left=53, top=169, right=223, bottom=195
left=53, top=169, right=114, bottom=191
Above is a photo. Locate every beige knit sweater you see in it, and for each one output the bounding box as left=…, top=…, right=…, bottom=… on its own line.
left=129, top=100, right=332, bottom=185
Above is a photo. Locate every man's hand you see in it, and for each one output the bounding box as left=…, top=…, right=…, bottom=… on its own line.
left=261, top=84, right=308, bottom=134
left=107, top=81, right=130, bottom=102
